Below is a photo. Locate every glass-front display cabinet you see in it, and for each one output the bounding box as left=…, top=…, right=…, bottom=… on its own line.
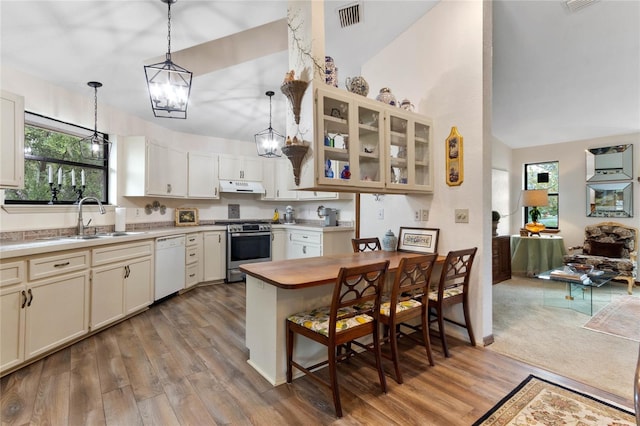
left=314, top=86, right=432, bottom=193
left=385, top=109, right=433, bottom=192
left=315, top=86, right=385, bottom=191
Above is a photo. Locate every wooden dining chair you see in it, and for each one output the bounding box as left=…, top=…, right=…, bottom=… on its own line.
left=379, top=253, right=438, bottom=384
left=286, top=260, right=390, bottom=418
left=428, top=247, right=478, bottom=357
left=351, top=237, right=382, bottom=252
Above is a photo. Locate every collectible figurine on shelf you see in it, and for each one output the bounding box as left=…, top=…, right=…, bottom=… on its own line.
left=284, top=70, right=295, bottom=83
left=340, top=164, right=351, bottom=179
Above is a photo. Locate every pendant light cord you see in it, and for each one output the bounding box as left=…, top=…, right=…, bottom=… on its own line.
left=92, top=85, right=98, bottom=139
left=166, top=1, right=172, bottom=60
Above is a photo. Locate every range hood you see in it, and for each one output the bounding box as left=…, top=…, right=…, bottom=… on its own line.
left=219, top=180, right=265, bottom=194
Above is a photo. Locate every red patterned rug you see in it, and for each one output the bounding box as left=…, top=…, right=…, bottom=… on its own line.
left=473, top=375, right=635, bottom=425
left=583, top=295, right=640, bottom=342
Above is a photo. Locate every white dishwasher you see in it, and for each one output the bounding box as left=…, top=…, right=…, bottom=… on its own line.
left=155, top=235, right=186, bottom=301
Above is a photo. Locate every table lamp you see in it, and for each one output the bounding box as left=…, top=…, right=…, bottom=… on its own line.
left=522, top=189, right=548, bottom=235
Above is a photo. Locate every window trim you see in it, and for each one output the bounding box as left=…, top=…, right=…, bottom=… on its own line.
left=4, top=112, right=110, bottom=205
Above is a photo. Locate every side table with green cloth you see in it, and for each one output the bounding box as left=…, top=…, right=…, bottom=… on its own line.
left=510, top=235, right=567, bottom=277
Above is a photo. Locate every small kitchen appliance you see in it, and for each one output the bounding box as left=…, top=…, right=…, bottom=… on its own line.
left=318, top=206, right=338, bottom=227
left=284, top=205, right=296, bottom=224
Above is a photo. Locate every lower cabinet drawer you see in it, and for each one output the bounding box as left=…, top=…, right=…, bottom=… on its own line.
left=29, top=250, right=89, bottom=281
left=186, top=246, right=199, bottom=265
left=186, top=263, right=200, bottom=287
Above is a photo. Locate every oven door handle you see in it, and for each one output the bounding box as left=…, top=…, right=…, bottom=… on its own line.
left=230, top=232, right=271, bottom=237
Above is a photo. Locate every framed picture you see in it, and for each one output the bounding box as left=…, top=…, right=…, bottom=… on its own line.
left=397, top=227, right=440, bottom=254
left=446, top=126, right=464, bottom=186
left=175, top=208, right=199, bottom=226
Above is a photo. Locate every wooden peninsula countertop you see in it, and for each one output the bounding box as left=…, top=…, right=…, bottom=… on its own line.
left=240, top=251, right=444, bottom=290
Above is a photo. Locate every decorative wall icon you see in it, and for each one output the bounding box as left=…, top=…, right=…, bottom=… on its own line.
left=446, top=126, right=464, bottom=186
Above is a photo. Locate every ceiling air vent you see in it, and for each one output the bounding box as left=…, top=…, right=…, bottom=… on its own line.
left=565, top=0, right=599, bottom=13
left=337, top=2, right=362, bottom=28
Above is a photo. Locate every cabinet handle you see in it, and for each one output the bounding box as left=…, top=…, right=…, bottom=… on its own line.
left=240, top=170, right=244, bottom=179
left=302, top=235, right=308, bottom=239
left=289, top=234, right=292, bottom=241
left=53, top=261, right=70, bottom=268
left=189, top=273, right=196, bottom=278
left=303, top=246, right=307, bottom=254
left=124, top=265, right=130, bottom=279
left=218, top=234, right=221, bottom=243
left=27, top=289, right=33, bottom=307
left=189, top=253, right=196, bottom=257
left=167, top=183, right=172, bottom=193
left=215, top=187, right=218, bottom=196
left=21, top=290, right=27, bottom=308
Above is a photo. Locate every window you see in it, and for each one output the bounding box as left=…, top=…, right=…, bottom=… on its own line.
left=4, top=112, right=109, bottom=204
left=524, top=161, right=558, bottom=229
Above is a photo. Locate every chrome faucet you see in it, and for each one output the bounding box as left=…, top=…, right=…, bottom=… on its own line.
left=77, top=196, right=106, bottom=237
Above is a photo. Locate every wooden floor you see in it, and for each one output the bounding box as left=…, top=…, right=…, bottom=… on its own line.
left=1, top=282, right=633, bottom=425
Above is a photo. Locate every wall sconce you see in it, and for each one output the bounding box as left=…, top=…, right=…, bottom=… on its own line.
left=144, top=0, right=192, bottom=119
left=254, top=91, right=284, bottom=158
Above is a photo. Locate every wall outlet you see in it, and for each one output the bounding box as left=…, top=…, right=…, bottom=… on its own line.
left=414, top=210, right=420, bottom=221
left=455, top=209, right=469, bottom=223
left=421, top=209, right=430, bottom=221
left=377, top=209, right=384, bottom=220
left=135, top=208, right=140, bottom=217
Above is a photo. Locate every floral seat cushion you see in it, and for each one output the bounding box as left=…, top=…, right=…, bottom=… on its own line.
left=287, top=306, right=373, bottom=337
left=379, top=299, right=422, bottom=317
left=428, top=285, right=463, bottom=301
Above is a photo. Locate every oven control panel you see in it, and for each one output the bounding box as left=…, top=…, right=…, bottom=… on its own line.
left=228, top=223, right=272, bottom=233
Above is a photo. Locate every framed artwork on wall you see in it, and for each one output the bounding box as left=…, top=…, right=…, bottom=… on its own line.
left=175, top=207, right=199, bottom=226
left=397, top=227, right=440, bottom=254
left=446, top=126, right=463, bottom=186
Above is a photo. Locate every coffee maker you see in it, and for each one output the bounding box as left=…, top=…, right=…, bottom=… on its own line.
left=318, top=206, right=338, bottom=227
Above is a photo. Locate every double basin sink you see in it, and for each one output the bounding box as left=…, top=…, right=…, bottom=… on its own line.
left=39, top=231, right=145, bottom=241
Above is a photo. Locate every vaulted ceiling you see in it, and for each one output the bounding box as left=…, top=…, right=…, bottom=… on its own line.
left=1, top=1, right=638, bottom=150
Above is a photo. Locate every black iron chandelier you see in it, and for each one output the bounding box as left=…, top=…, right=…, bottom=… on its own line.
left=144, top=0, right=192, bottom=119
left=254, top=91, right=284, bottom=158
left=77, top=81, right=111, bottom=161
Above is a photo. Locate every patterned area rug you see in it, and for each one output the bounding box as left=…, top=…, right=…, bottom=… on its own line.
left=473, top=375, right=635, bottom=425
left=583, top=295, right=640, bottom=342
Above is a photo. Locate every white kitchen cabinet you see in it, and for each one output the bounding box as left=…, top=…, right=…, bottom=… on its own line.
left=123, top=136, right=187, bottom=198
left=219, top=155, right=263, bottom=182
left=271, top=228, right=288, bottom=261
left=185, top=232, right=203, bottom=288
left=188, top=152, right=219, bottom=199
left=262, top=159, right=298, bottom=201
left=285, top=227, right=353, bottom=259
left=0, top=260, right=26, bottom=372
left=203, top=231, right=226, bottom=282
left=1, top=251, right=90, bottom=375
left=0, top=90, right=25, bottom=189
left=25, top=271, right=89, bottom=360
left=90, top=241, right=153, bottom=330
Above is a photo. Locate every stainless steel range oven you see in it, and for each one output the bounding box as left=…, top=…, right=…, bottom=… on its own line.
left=226, top=222, right=272, bottom=282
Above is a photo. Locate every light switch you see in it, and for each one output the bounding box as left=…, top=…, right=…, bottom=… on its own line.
left=455, top=209, right=469, bottom=223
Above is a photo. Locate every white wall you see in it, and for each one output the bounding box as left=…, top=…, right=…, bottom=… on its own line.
left=361, top=0, right=492, bottom=341
left=511, top=133, right=639, bottom=248
left=0, top=65, right=355, bottom=232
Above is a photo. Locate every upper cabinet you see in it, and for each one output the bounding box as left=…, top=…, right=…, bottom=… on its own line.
left=300, top=86, right=433, bottom=194
left=219, top=155, right=263, bottom=182
left=123, top=136, right=187, bottom=198
left=188, top=151, right=219, bottom=199
left=0, top=91, right=25, bottom=189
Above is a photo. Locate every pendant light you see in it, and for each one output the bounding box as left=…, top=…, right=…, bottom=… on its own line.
left=254, top=91, right=284, bottom=158
left=78, top=81, right=111, bottom=161
left=144, top=0, right=192, bottom=119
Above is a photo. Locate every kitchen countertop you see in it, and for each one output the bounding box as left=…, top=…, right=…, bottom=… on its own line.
left=0, top=223, right=354, bottom=259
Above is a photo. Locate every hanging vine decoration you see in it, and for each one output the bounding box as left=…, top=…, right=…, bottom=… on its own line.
left=287, top=7, right=325, bottom=80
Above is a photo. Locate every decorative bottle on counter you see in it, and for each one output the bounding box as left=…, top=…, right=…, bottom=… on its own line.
left=382, top=230, right=397, bottom=251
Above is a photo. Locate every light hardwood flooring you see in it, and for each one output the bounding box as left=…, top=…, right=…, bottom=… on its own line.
left=1, top=282, right=634, bottom=425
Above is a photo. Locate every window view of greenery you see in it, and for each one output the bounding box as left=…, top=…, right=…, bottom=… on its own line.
left=525, top=161, right=559, bottom=229
left=4, top=113, right=109, bottom=204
